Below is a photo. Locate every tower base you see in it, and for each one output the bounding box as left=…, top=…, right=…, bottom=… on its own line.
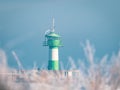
left=48, top=60, right=59, bottom=70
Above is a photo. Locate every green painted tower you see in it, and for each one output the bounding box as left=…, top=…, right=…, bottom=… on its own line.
left=43, top=18, right=62, bottom=70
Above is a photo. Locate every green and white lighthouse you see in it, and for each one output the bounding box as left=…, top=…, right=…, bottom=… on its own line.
left=43, top=18, right=62, bottom=70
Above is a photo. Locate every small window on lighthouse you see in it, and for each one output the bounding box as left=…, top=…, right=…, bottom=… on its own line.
left=54, top=37, right=59, bottom=40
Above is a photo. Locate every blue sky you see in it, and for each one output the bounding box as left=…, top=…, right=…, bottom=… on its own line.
left=0, top=0, right=120, bottom=69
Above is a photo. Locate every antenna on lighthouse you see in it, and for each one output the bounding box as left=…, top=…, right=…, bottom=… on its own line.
left=51, top=18, right=55, bottom=32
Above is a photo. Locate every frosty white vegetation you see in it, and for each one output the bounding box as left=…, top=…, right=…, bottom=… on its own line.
left=0, top=40, right=120, bottom=90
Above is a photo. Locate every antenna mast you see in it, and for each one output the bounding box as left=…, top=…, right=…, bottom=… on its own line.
left=51, top=18, right=55, bottom=32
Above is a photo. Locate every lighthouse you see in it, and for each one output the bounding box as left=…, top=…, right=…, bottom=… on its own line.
left=43, top=18, right=62, bottom=70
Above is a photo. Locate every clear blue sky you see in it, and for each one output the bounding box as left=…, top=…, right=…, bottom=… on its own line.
left=0, top=0, right=120, bottom=69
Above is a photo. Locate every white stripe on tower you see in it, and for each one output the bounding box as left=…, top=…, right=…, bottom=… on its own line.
left=49, top=48, right=59, bottom=61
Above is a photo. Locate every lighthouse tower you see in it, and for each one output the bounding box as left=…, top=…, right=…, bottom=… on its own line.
left=43, top=18, right=62, bottom=70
